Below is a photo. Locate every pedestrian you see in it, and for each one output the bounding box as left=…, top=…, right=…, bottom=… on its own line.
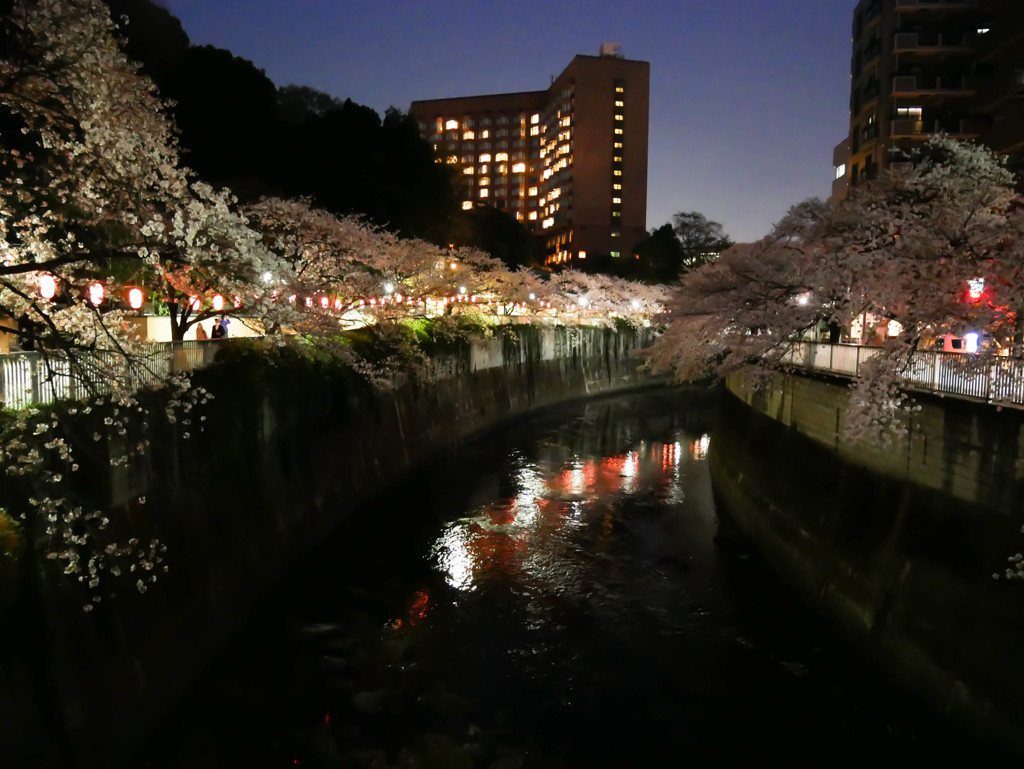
left=210, top=317, right=225, bottom=339
left=195, top=323, right=209, bottom=341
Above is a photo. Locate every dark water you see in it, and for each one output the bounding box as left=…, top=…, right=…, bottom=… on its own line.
left=140, top=388, right=1010, bottom=768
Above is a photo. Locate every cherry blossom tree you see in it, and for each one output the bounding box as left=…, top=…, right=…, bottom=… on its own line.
left=0, top=0, right=296, bottom=607
left=645, top=136, right=1024, bottom=437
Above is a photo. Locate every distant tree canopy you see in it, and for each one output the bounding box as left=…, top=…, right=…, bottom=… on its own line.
left=446, top=204, right=539, bottom=269
left=603, top=211, right=734, bottom=284
left=100, top=0, right=458, bottom=242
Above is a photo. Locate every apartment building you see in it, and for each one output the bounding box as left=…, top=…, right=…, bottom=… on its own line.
left=410, top=45, right=650, bottom=266
left=832, top=0, right=1024, bottom=200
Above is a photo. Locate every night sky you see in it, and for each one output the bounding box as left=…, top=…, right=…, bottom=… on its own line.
left=161, top=0, right=854, bottom=244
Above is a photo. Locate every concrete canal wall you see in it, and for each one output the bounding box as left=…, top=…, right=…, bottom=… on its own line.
left=711, top=370, right=1024, bottom=756
left=0, top=325, right=659, bottom=768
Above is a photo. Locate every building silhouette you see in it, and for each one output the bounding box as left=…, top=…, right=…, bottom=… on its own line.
left=410, top=45, right=649, bottom=267
left=833, top=0, right=1024, bottom=200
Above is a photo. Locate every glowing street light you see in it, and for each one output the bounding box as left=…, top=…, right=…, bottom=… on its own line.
left=384, top=282, right=394, bottom=294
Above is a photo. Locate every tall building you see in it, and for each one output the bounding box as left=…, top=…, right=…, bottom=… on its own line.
left=833, top=0, right=1024, bottom=200
left=410, top=45, right=649, bottom=266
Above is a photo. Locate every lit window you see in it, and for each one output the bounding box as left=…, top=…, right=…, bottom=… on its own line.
left=615, top=86, right=624, bottom=93
left=578, top=250, right=587, bottom=259
left=463, top=130, right=475, bottom=140
left=613, top=170, right=622, bottom=176
left=446, top=155, right=458, bottom=164
left=462, top=201, right=473, bottom=210
left=529, top=212, right=538, bottom=220
left=614, top=114, right=624, bottom=121
left=614, top=128, right=623, bottom=135
left=512, top=162, right=526, bottom=173
left=978, top=27, right=990, bottom=34
left=479, top=177, right=490, bottom=186
left=610, top=251, right=620, bottom=257
left=445, top=119, right=459, bottom=130
left=528, top=186, right=538, bottom=196
left=479, top=164, right=489, bottom=174
left=560, top=116, right=571, bottom=127
left=542, top=217, right=554, bottom=228
left=478, top=153, right=491, bottom=162
left=613, top=183, right=622, bottom=190
left=896, top=106, right=923, bottom=118
left=613, top=156, right=622, bottom=162
left=479, top=189, right=489, bottom=198
left=612, top=197, right=621, bottom=204
left=480, top=130, right=490, bottom=139
left=611, top=231, right=620, bottom=237
left=612, top=211, right=621, bottom=217
left=835, top=163, right=846, bottom=180
left=498, top=164, right=507, bottom=174
left=463, top=167, right=474, bottom=175
left=530, top=126, right=540, bottom=136
left=614, top=142, right=623, bottom=148
left=531, top=113, right=540, bottom=124
left=496, top=152, right=509, bottom=161
left=615, top=100, right=624, bottom=107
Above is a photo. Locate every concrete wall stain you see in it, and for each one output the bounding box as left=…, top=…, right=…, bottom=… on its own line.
left=714, top=371, right=1024, bottom=757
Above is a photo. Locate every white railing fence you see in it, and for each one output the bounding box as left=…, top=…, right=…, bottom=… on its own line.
left=785, top=342, right=1024, bottom=407
left=1, top=341, right=227, bottom=410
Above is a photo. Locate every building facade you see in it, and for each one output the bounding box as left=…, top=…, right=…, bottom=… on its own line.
left=410, top=45, right=650, bottom=266
left=833, top=0, right=1024, bottom=200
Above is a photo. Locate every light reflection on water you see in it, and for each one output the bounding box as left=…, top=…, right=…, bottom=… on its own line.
left=141, top=391, right=1008, bottom=769
left=431, top=429, right=707, bottom=605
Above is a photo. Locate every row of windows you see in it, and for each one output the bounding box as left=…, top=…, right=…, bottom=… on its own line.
left=438, top=114, right=540, bottom=131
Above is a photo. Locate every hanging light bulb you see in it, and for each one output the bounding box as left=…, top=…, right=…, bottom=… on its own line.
left=88, top=282, right=104, bottom=306
left=128, top=287, right=144, bottom=310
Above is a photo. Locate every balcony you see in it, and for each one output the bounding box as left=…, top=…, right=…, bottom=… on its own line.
left=889, top=116, right=986, bottom=138
left=891, top=74, right=973, bottom=96
left=974, top=22, right=1024, bottom=61
left=893, top=31, right=974, bottom=53
left=974, top=69, right=1024, bottom=111
left=980, top=114, right=1024, bottom=154
left=894, top=0, right=978, bottom=11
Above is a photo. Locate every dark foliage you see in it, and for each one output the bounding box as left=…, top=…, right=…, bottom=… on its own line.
left=100, top=0, right=458, bottom=241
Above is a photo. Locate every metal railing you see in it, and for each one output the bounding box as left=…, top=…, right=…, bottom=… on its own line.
left=0, top=341, right=227, bottom=410
left=785, top=342, right=1024, bottom=406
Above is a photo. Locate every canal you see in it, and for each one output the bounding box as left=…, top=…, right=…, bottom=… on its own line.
left=139, top=387, right=1010, bottom=767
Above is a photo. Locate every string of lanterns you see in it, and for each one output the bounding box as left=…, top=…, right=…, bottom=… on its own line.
left=34, top=274, right=653, bottom=320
